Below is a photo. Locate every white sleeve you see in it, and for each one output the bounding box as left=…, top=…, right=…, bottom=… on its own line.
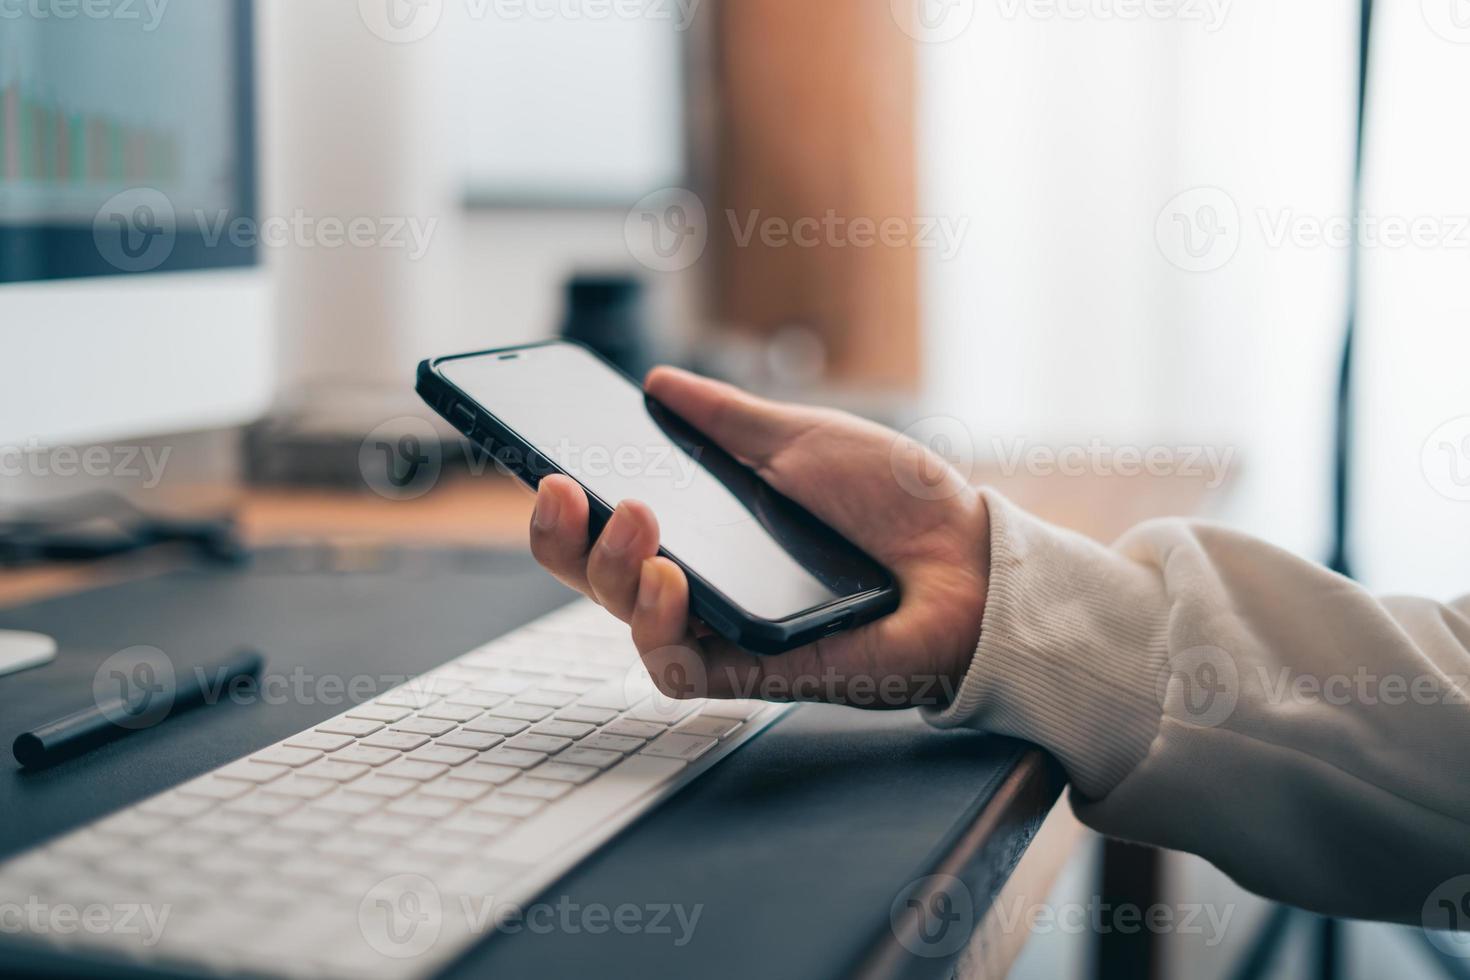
left=926, top=488, right=1470, bottom=924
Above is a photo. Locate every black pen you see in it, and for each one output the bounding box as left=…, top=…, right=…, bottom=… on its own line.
left=13, top=648, right=264, bottom=769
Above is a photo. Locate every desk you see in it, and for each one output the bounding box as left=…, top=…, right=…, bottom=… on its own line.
left=0, top=469, right=1215, bottom=979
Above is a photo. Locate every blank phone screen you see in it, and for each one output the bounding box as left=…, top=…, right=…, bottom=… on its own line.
left=439, top=344, right=890, bottom=622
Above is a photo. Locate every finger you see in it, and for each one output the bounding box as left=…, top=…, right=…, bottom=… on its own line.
left=644, top=366, right=820, bottom=467
left=528, top=474, right=592, bottom=596
left=585, top=500, right=660, bottom=621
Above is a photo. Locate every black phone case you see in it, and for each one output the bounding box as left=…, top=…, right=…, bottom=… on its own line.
left=415, top=340, right=899, bottom=655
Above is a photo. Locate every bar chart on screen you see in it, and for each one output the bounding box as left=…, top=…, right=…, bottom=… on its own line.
left=0, top=6, right=239, bottom=225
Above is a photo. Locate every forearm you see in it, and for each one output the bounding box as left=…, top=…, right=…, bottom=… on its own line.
left=927, top=489, right=1470, bottom=923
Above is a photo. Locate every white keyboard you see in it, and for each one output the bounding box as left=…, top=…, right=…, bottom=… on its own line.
left=0, top=601, right=786, bottom=979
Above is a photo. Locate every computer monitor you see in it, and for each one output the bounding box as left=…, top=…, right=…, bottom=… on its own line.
left=0, top=0, right=272, bottom=448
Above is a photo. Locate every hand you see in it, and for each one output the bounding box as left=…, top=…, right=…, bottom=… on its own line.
left=529, top=366, right=990, bottom=709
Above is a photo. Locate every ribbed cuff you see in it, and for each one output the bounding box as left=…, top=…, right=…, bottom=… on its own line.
left=923, top=488, right=1172, bottom=801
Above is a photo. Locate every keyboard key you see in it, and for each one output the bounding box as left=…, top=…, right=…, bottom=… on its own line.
left=139, top=794, right=215, bottom=819
left=276, top=810, right=347, bottom=835
left=314, top=718, right=383, bottom=738
left=642, top=732, right=719, bottom=762
left=361, top=730, right=430, bottom=752
left=490, top=702, right=554, bottom=722
left=453, top=764, right=520, bottom=785
left=378, top=759, right=449, bottom=782
left=500, top=777, right=572, bottom=801
left=469, top=675, right=532, bottom=696
left=392, top=717, right=457, bottom=736
left=187, top=811, right=261, bottom=837
left=353, top=813, right=426, bottom=838
left=531, top=762, right=599, bottom=785
left=626, top=700, right=701, bottom=725
left=416, top=702, right=483, bottom=723
left=485, top=756, right=686, bottom=864
left=310, top=792, right=383, bottom=816
left=284, top=731, right=353, bottom=752
left=480, top=747, right=547, bottom=770
left=226, top=794, right=303, bottom=818
left=418, top=777, right=491, bottom=802
left=409, top=830, right=483, bottom=855
left=445, top=690, right=508, bottom=709
left=702, top=700, right=768, bottom=720
left=251, top=745, right=324, bottom=768
left=410, top=744, right=476, bottom=766
left=581, top=733, right=646, bottom=754
left=444, top=812, right=514, bottom=837
left=345, top=704, right=411, bottom=723
left=675, top=715, right=743, bottom=740
left=557, top=747, right=623, bottom=770
left=97, top=811, right=170, bottom=838
left=345, top=775, right=417, bottom=799
left=555, top=705, right=618, bottom=725
left=461, top=716, right=528, bottom=737
left=178, top=776, right=253, bottom=800
left=318, top=834, right=394, bottom=859
left=435, top=730, right=503, bottom=751
left=601, top=719, right=666, bottom=740
left=374, top=689, right=440, bottom=709
left=471, top=794, right=545, bottom=818
left=518, top=688, right=576, bottom=708
left=331, top=744, right=399, bottom=767
left=506, top=733, right=571, bottom=754
left=300, top=759, right=370, bottom=782
left=576, top=686, right=642, bottom=711
left=218, top=760, right=290, bottom=784
left=237, top=830, right=312, bottom=856
left=267, top=776, right=337, bottom=799
left=387, top=795, right=461, bottom=820
left=533, top=720, right=594, bottom=739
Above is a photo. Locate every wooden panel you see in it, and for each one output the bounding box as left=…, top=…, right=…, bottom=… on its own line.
left=712, top=0, right=919, bottom=389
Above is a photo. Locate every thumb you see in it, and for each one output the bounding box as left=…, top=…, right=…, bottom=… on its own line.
left=644, top=366, right=816, bottom=466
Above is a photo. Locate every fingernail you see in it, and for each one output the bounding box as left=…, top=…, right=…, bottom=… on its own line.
left=638, top=560, right=663, bottom=611
left=533, top=490, right=561, bottom=531
left=601, top=507, right=637, bottom=555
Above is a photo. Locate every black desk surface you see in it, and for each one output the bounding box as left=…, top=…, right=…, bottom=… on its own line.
left=0, top=548, right=1057, bottom=980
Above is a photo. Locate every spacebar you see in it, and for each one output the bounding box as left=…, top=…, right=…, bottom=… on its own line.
left=485, top=755, right=688, bottom=865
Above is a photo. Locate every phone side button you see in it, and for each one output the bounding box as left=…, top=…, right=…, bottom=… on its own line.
left=450, top=404, right=476, bottom=436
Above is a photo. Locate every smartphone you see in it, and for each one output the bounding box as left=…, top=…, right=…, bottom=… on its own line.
left=417, top=341, right=899, bottom=654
